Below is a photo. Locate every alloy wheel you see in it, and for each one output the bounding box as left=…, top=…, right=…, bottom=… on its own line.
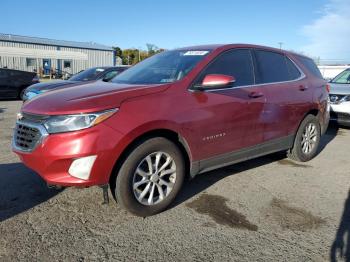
left=301, top=123, right=318, bottom=154
left=132, top=151, right=177, bottom=206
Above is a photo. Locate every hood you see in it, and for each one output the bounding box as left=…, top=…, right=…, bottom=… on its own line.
left=329, top=82, right=350, bottom=95
left=22, top=80, right=170, bottom=115
left=25, top=80, right=81, bottom=93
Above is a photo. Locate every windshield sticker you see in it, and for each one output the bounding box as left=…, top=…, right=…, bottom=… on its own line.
left=160, top=78, right=175, bottom=83
left=183, top=51, right=209, bottom=56
left=96, top=68, right=105, bottom=72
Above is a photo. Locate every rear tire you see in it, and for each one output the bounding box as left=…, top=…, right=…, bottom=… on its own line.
left=288, top=115, right=321, bottom=162
left=112, top=137, right=185, bottom=217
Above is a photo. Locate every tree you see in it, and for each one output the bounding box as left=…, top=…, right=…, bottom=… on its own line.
left=112, top=46, right=123, bottom=58
left=113, top=44, right=165, bottom=65
left=146, top=43, right=162, bottom=56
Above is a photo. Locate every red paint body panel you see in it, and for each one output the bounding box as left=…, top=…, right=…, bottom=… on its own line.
left=13, top=44, right=329, bottom=187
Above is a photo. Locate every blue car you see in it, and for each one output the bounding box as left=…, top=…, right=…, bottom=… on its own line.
left=23, top=66, right=129, bottom=101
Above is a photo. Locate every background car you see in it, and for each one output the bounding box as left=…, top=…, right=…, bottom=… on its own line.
left=329, top=68, right=350, bottom=126
left=51, top=69, right=73, bottom=80
left=23, top=66, right=130, bottom=101
left=0, top=68, right=39, bottom=99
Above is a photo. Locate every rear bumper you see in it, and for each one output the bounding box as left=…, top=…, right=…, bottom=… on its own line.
left=13, top=123, right=124, bottom=187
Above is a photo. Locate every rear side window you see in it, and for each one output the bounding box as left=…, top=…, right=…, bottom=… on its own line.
left=197, top=49, right=254, bottom=87
left=255, top=50, right=290, bottom=83
left=297, top=56, right=323, bottom=79
left=285, top=57, right=301, bottom=80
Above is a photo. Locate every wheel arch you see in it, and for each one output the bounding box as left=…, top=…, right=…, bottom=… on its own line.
left=109, top=128, right=193, bottom=192
left=294, top=108, right=319, bottom=133
left=304, top=108, right=328, bottom=134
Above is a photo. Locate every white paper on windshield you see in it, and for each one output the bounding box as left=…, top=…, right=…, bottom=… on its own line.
left=183, top=51, right=209, bottom=56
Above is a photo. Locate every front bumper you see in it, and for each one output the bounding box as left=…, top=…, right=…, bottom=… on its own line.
left=330, top=102, right=350, bottom=126
left=13, top=122, right=124, bottom=187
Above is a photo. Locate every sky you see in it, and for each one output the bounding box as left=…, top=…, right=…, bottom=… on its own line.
left=0, top=0, right=349, bottom=62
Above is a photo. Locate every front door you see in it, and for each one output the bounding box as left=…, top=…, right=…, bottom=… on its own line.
left=190, top=49, right=266, bottom=161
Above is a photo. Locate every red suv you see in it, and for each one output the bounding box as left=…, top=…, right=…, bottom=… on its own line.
left=13, top=44, right=330, bottom=216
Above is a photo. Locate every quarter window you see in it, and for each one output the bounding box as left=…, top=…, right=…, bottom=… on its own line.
left=297, top=56, right=323, bottom=79
left=197, top=49, right=254, bottom=87
left=255, top=50, right=290, bottom=83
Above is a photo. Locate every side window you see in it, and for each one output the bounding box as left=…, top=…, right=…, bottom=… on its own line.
left=331, top=70, right=350, bottom=84
left=285, top=57, right=301, bottom=80
left=297, top=56, right=323, bottom=79
left=255, top=50, right=290, bottom=83
left=102, top=70, right=120, bottom=81
left=197, top=49, right=254, bottom=87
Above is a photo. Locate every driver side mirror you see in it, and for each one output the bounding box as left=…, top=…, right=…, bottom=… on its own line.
left=196, top=74, right=236, bottom=90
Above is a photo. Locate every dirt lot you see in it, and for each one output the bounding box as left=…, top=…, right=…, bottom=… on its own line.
left=1, top=100, right=349, bottom=261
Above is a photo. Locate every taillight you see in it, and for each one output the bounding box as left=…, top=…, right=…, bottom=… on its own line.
left=325, top=84, right=330, bottom=93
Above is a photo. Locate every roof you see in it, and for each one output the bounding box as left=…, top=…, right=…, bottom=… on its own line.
left=176, top=43, right=306, bottom=57
left=175, top=44, right=223, bottom=51
left=0, top=33, right=113, bottom=51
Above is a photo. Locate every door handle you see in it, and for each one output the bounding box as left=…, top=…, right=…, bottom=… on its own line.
left=248, top=91, right=264, bottom=98
left=299, top=85, right=308, bottom=91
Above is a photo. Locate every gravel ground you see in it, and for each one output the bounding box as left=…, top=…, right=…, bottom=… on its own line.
left=0, top=100, right=350, bottom=262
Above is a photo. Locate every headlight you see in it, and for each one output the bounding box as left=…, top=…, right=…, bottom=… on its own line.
left=341, top=95, right=350, bottom=102
left=38, top=89, right=50, bottom=94
left=43, top=109, right=117, bottom=134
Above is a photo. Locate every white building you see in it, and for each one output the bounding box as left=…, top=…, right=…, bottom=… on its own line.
left=0, top=33, right=115, bottom=75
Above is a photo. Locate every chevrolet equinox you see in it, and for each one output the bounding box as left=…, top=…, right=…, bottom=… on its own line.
left=13, top=44, right=330, bottom=216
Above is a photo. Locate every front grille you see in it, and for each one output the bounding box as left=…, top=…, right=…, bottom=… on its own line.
left=13, top=122, right=45, bottom=152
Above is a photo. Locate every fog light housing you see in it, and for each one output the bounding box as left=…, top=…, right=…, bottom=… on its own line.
left=68, top=155, right=97, bottom=180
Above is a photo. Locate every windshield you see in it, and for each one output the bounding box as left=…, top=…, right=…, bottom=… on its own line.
left=331, top=69, right=350, bottom=84
left=112, top=50, right=210, bottom=85
left=69, top=67, right=106, bottom=81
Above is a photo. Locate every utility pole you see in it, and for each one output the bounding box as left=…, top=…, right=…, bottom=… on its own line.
left=138, top=47, right=143, bottom=62
left=278, top=42, right=283, bottom=50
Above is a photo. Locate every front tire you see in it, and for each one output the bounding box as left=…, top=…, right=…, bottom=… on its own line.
left=113, top=137, right=185, bottom=217
left=19, top=88, right=26, bottom=100
left=288, top=114, right=321, bottom=162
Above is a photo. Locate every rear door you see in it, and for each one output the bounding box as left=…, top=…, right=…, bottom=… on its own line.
left=191, top=49, right=267, bottom=160
left=253, top=49, right=309, bottom=141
